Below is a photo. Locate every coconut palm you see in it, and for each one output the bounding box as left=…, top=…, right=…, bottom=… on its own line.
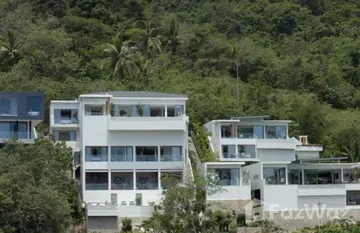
left=127, top=21, right=162, bottom=58
left=100, top=37, right=139, bottom=78
left=0, top=30, right=21, bottom=68
left=163, top=19, right=183, bottom=56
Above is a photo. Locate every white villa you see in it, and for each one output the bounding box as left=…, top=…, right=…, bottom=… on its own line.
left=50, top=91, right=191, bottom=230
left=204, top=116, right=360, bottom=213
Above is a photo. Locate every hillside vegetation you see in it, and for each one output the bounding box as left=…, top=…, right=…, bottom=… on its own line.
left=1, top=0, right=360, bottom=157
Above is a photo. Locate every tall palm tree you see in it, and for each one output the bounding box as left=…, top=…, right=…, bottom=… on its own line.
left=128, top=21, right=162, bottom=58
left=163, top=19, right=183, bottom=56
left=342, top=139, right=360, bottom=182
left=0, top=30, right=21, bottom=68
left=100, top=37, right=139, bottom=78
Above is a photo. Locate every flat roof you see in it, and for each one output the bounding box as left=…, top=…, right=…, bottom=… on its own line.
left=82, top=91, right=188, bottom=99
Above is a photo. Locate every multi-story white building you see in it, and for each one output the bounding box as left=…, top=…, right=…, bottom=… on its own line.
left=50, top=91, right=191, bottom=230
left=204, top=116, right=360, bottom=213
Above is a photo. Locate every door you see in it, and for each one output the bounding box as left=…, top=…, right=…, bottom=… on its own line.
left=111, top=193, right=117, bottom=205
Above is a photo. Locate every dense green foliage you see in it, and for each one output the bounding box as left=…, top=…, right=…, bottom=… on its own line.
left=0, top=139, right=83, bottom=233
left=2, top=0, right=360, bottom=156
left=293, top=219, right=360, bottom=232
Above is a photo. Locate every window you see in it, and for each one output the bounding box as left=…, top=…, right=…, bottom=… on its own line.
left=136, top=172, right=158, bottom=190
left=54, top=109, right=78, bottom=124
left=208, top=168, right=240, bottom=186
left=0, top=122, right=28, bottom=139
left=304, top=169, right=341, bottom=185
left=111, top=146, right=133, bottom=161
left=221, top=125, right=234, bottom=138
left=343, top=169, right=356, bottom=183
left=265, top=126, right=287, bottom=139
left=222, top=145, right=236, bottom=158
left=0, top=96, right=17, bottom=116
left=160, top=146, right=182, bottom=161
left=150, top=106, right=165, bottom=117
left=161, top=172, right=182, bottom=189
left=111, top=172, right=133, bottom=190
left=237, top=126, right=254, bottom=138
left=27, top=96, right=42, bottom=116
left=254, top=126, right=264, bottom=139
left=54, top=130, right=76, bottom=141
left=85, top=105, right=104, bottom=116
left=136, top=146, right=158, bottom=161
left=74, top=151, right=80, bottom=164
left=288, top=169, right=302, bottom=185
left=85, top=146, right=108, bottom=161
left=263, top=167, right=286, bottom=185
left=85, top=172, right=108, bottom=190
left=167, top=105, right=184, bottom=117
left=238, top=145, right=256, bottom=158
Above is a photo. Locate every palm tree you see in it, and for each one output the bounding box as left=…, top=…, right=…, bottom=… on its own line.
left=163, top=19, right=183, bottom=56
left=342, top=139, right=360, bottom=182
left=128, top=21, right=162, bottom=58
left=135, top=55, right=155, bottom=86
left=0, top=30, right=21, bottom=68
left=100, top=37, right=139, bottom=78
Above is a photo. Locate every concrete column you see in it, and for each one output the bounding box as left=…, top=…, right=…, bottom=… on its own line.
left=301, top=169, right=305, bottom=185
left=341, top=168, right=344, bottom=183
left=158, top=146, right=160, bottom=162
left=133, top=146, right=136, bottom=162
left=108, top=170, right=111, bottom=191
left=165, top=105, right=168, bottom=117
left=133, top=169, right=136, bottom=190
left=285, top=166, right=288, bottom=185
left=158, top=169, right=161, bottom=190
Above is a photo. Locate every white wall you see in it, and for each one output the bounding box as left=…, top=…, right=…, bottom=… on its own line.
left=207, top=185, right=250, bottom=201
left=295, top=151, right=320, bottom=160
left=257, top=149, right=295, bottom=163
left=298, top=196, right=346, bottom=209
left=263, top=185, right=298, bottom=211
left=84, top=190, right=163, bottom=204
left=108, top=131, right=185, bottom=146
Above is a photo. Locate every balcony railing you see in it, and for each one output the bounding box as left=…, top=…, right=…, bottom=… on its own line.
left=54, top=118, right=78, bottom=124
left=160, top=154, right=182, bottom=162
left=223, top=153, right=256, bottom=159
left=111, top=183, right=134, bottom=190
left=136, top=182, right=158, bottom=190
left=111, top=154, right=133, bottom=162
left=86, top=183, right=108, bottom=190
left=136, top=155, right=158, bottom=162
left=86, top=154, right=108, bottom=162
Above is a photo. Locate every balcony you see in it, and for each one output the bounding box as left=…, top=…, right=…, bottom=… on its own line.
left=53, top=109, right=79, bottom=127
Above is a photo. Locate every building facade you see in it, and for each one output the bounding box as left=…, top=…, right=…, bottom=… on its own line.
left=204, top=116, right=360, bottom=214
left=50, top=91, right=191, bottom=227
left=0, top=92, right=44, bottom=144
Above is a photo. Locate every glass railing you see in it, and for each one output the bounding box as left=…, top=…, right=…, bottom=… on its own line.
left=160, top=154, right=182, bottom=161
left=136, top=182, right=158, bottom=190
left=54, top=118, right=78, bottom=124
left=218, top=179, right=240, bottom=186
left=85, top=154, right=108, bottom=162
left=111, top=154, right=133, bottom=162
left=85, top=183, right=108, bottom=190
left=136, top=155, right=158, bottom=162
left=111, top=183, right=134, bottom=190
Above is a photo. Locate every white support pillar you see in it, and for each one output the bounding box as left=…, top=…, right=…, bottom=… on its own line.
left=158, top=146, right=160, bottom=162
left=133, top=169, right=136, bottom=190
left=301, top=169, right=305, bottom=185
left=165, top=105, right=168, bottom=117
left=285, top=166, right=288, bottom=185
left=133, top=146, right=136, bottom=162
left=108, top=170, right=111, bottom=191
left=158, top=169, right=161, bottom=190
left=341, top=168, right=344, bottom=183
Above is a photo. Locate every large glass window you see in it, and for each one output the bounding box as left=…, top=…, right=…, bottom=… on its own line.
left=161, top=171, right=182, bottom=189
left=85, top=105, right=104, bottom=116
left=85, top=146, right=108, bottom=162
left=27, top=96, right=42, bottom=116
left=0, top=122, right=28, bottom=139
left=136, top=146, right=158, bottom=161
left=263, top=167, right=286, bottom=185
left=85, top=172, right=108, bottom=190
left=167, top=105, right=185, bottom=117
left=254, top=126, right=264, bottom=139
left=54, top=130, right=76, bottom=141
left=344, top=169, right=357, bottom=183
left=238, top=145, right=256, bottom=158
left=304, top=169, right=341, bottom=185
left=0, top=96, right=17, bottom=116
left=288, top=169, right=302, bottom=185
left=136, top=172, right=158, bottom=190
left=265, top=126, right=287, bottom=139
left=237, top=126, right=254, bottom=138
left=221, top=125, right=234, bottom=138
left=222, top=145, right=236, bottom=158
left=160, top=146, right=182, bottom=161
left=54, top=109, right=78, bottom=124
left=111, top=146, right=133, bottom=161
left=208, top=168, right=240, bottom=186
left=111, top=172, right=133, bottom=190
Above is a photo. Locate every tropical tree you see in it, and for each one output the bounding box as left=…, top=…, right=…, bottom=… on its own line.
left=0, top=30, right=21, bottom=70
left=127, top=21, right=162, bottom=58
left=100, top=37, right=139, bottom=78
left=162, top=18, right=183, bottom=56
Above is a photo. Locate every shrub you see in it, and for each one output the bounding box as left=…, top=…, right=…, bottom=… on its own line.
left=236, top=213, right=246, bottom=227
left=121, top=218, right=132, bottom=233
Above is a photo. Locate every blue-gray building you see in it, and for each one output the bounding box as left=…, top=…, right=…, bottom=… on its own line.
left=0, top=92, right=44, bottom=144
